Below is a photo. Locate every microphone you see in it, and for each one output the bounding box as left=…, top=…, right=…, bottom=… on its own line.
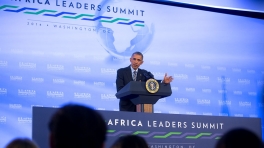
left=147, top=72, right=154, bottom=79
left=143, top=71, right=154, bottom=80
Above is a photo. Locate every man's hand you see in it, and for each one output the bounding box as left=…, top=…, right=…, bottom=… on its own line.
left=163, top=73, right=173, bottom=83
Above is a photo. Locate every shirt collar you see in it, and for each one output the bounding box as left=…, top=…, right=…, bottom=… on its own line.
left=130, top=66, right=138, bottom=72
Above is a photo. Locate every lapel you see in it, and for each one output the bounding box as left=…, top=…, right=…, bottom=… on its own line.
left=136, top=68, right=142, bottom=81
left=126, top=66, right=133, bottom=81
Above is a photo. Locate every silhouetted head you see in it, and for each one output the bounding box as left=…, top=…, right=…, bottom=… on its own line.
left=48, top=104, right=107, bottom=148
left=110, top=135, right=149, bottom=148
left=5, top=138, right=38, bottom=148
left=215, top=128, right=262, bottom=148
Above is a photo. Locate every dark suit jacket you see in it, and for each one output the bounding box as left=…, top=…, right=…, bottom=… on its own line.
left=116, top=66, right=148, bottom=112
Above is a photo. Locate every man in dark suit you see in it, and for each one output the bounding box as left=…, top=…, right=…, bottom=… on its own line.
left=116, top=51, right=173, bottom=112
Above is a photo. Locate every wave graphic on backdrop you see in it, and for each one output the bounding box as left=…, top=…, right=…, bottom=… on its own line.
left=0, top=5, right=145, bottom=26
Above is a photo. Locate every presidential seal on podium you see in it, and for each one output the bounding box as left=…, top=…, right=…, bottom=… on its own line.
left=146, top=78, right=159, bottom=93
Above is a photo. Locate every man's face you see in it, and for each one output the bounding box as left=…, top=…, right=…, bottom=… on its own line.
left=130, top=54, right=143, bottom=70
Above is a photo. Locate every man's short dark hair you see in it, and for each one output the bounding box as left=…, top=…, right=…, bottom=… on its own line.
left=48, top=104, right=107, bottom=148
left=131, top=51, right=143, bottom=60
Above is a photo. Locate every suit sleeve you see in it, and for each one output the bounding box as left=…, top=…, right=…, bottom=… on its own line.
left=116, top=69, right=125, bottom=92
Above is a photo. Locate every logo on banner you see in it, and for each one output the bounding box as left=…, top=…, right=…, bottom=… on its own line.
left=9, top=104, right=22, bottom=109
left=238, top=79, right=250, bottom=84
left=167, top=62, right=178, bottom=67
left=201, top=65, right=211, bottom=70
left=175, top=98, right=189, bottom=104
left=2, top=1, right=148, bottom=59
left=203, top=112, right=213, bottom=115
left=197, top=99, right=211, bottom=105
left=0, top=88, right=7, bottom=95
left=186, top=87, right=195, bottom=92
left=73, top=80, right=86, bottom=85
left=196, top=76, right=210, bottom=82
left=18, top=117, right=32, bottom=124
left=94, top=82, right=105, bottom=86
left=73, top=53, right=86, bottom=59
left=74, top=66, right=91, bottom=73
left=152, top=72, right=164, bottom=78
left=31, top=105, right=44, bottom=108
left=171, top=87, right=178, bottom=91
left=232, top=68, right=241, bottom=72
left=249, top=114, right=258, bottom=117
left=74, top=93, right=91, bottom=99
left=18, top=89, right=36, bottom=97
left=32, top=77, right=44, bottom=83
left=146, top=79, right=159, bottom=93
left=186, top=112, right=197, bottom=115
left=32, top=51, right=44, bottom=56
left=219, top=113, right=228, bottom=116
left=217, top=66, right=226, bottom=71
left=159, top=98, right=166, bottom=103
left=51, top=52, right=65, bottom=57
left=247, top=70, right=255, bottom=73
left=10, top=76, right=22, bottom=81
left=101, top=68, right=116, bottom=74
left=174, top=74, right=188, bottom=80
left=47, top=64, right=64, bottom=71
left=101, top=94, right=116, bottom=100
left=257, top=80, right=264, bottom=85
left=217, top=77, right=230, bottom=83
left=95, top=0, right=154, bottom=59
left=0, top=61, right=8, bottom=67
left=239, top=101, right=251, bottom=107
left=234, top=114, right=244, bottom=117
left=96, top=108, right=106, bottom=111
left=233, top=91, right=242, bottom=95
left=149, top=143, right=195, bottom=148
left=248, top=92, right=256, bottom=96
left=218, top=100, right=231, bottom=106
left=202, top=89, right=211, bottom=93
left=53, top=78, right=65, bottom=84
left=47, top=91, right=64, bottom=98
left=0, top=116, right=7, bottom=123
left=218, top=90, right=227, bottom=94
left=19, top=62, right=36, bottom=69
left=11, top=49, right=23, bottom=54
left=168, top=111, right=180, bottom=114
left=149, top=61, right=160, bottom=66
left=185, top=64, right=194, bottom=68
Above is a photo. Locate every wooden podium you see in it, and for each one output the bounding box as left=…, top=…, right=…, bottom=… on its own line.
left=115, top=81, right=172, bottom=113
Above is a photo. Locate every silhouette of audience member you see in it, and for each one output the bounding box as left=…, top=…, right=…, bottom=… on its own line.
left=5, top=138, right=38, bottom=148
left=48, top=104, right=107, bottom=148
left=215, top=128, right=262, bottom=148
left=110, top=135, right=149, bottom=148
